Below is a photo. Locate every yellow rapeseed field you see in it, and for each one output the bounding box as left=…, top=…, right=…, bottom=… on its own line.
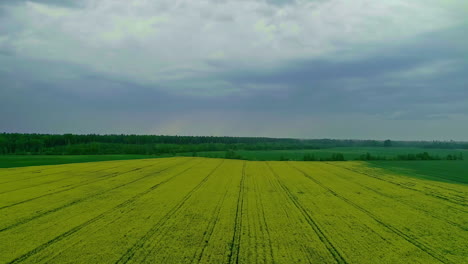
left=0, top=157, right=466, bottom=263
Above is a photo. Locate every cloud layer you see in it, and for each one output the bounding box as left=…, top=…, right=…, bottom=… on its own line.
left=1, top=0, right=467, bottom=140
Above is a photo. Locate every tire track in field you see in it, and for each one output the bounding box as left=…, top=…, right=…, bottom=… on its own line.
left=135, top=160, right=225, bottom=264
left=0, top=163, right=130, bottom=195
left=263, top=163, right=322, bottom=263
left=192, top=163, right=234, bottom=264
left=251, top=165, right=275, bottom=264
left=266, top=163, right=348, bottom=264
left=0, top=159, right=163, bottom=184
left=5, top=160, right=200, bottom=264
left=0, top=168, right=136, bottom=211
left=19, top=162, right=196, bottom=264
left=358, top=164, right=468, bottom=202
left=227, top=162, right=246, bottom=264
left=331, top=163, right=467, bottom=210
left=115, top=160, right=225, bottom=264
left=315, top=163, right=468, bottom=231
left=0, top=159, right=189, bottom=233
left=290, top=163, right=453, bottom=264
left=33, top=205, right=129, bottom=264
left=0, top=168, right=87, bottom=185
left=0, top=167, right=57, bottom=177
left=337, top=163, right=467, bottom=205
left=0, top=162, right=110, bottom=184
left=262, top=164, right=315, bottom=263
left=0, top=160, right=171, bottom=211
left=0, top=168, right=68, bottom=183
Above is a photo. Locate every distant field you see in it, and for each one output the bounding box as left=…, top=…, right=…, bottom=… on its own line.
left=1, top=157, right=466, bottom=263
left=183, top=147, right=468, bottom=161
left=1, top=147, right=466, bottom=169
left=0, top=155, right=165, bottom=168
left=368, top=160, right=468, bottom=184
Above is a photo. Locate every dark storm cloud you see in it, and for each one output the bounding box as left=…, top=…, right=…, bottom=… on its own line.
left=1, top=0, right=467, bottom=139
left=1, top=24, right=467, bottom=135
left=208, top=26, right=468, bottom=120
left=225, top=26, right=466, bottom=86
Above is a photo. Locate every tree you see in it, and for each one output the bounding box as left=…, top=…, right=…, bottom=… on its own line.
left=384, top=140, right=392, bottom=147
left=225, top=150, right=242, bottom=159
left=366, top=152, right=372, bottom=160
left=331, top=153, right=345, bottom=161
left=303, top=154, right=316, bottom=161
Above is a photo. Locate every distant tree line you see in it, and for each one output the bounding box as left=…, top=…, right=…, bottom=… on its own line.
left=0, top=133, right=467, bottom=155
left=307, top=152, right=465, bottom=161
left=218, top=151, right=462, bottom=162
left=224, top=149, right=243, bottom=159
left=302, top=153, right=345, bottom=161
left=393, top=152, right=464, bottom=161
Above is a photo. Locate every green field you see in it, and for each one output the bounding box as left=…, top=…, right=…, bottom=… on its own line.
left=0, top=157, right=466, bottom=263
left=368, top=160, right=468, bottom=184
left=1, top=147, right=466, bottom=169
left=182, top=147, right=468, bottom=161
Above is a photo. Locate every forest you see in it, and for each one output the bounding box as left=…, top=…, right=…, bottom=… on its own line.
left=0, top=133, right=467, bottom=155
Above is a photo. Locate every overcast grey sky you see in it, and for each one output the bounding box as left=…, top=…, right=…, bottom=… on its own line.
left=1, top=0, right=467, bottom=140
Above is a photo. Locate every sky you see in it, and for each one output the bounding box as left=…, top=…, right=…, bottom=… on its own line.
left=1, top=0, right=467, bottom=140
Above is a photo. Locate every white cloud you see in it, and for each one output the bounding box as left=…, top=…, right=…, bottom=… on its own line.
left=1, top=0, right=465, bottom=95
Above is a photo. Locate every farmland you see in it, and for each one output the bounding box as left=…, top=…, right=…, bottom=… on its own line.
left=180, top=147, right=468, bottom=161
left=0, top=157, right=466, bottom=263
left=0, top=155, right=160, bottom=168
left=2, top=147, right=466, bottom=168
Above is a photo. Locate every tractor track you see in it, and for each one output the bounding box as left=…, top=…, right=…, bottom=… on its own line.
left=6, top=159, right=199, bottom=264
left=0, top=161, right=168, bottom=211
left=115, top=160, right=225, bottom=264
left=290, top=163, right=452, bottom=264
left=314, top=163, right=467, bottom=231
left=253, top=168, right=275, bottom=264
left=0, top=159, right=191, bottom=233
left=262, top=163, right=317, bottom=263
left=227, top=162, right=246, bottom=264
left=0, top=162, right=111, bottom=184
left=331, top=163, right=467, bottom=210
left=247, top=164, right=275, bottom=263
left=266, top=162, right=348, bottom=264
left=0, top=163, right=130, bottom=195
left=192, top=162, right=235, bottom=264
